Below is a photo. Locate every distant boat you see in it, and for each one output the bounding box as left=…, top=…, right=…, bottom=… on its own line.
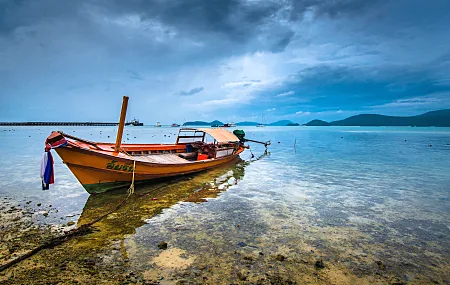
left=125, top=118, right=143, bottom=126
left=211, top=124, right=219, bottom=127
left=155, top=122, right=162, bottom=127
left=171, top=123, right=180, bottom=127
left=221, top=122, right=236, bottom=128
left=256, top=113, right=266, bottom=127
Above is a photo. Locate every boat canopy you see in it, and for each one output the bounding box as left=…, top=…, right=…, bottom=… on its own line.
left=177, top=128, right=239, bottom=143
left=197, top=128, right=239, bottom=143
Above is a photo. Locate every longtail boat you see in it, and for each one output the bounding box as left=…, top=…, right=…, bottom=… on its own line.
left=42, top=96, right=269, bottom=194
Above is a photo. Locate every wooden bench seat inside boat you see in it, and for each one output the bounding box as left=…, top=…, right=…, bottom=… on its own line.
left=133, top=153, right=194, bottom=164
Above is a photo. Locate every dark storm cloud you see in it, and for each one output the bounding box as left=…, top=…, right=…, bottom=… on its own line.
left=0, top=0, right=301, bottom=61
left=0, top=0, right=284, bottom=40
left=174, top=86, right=204, bottom=96
left=287, top=0, right=383, bottom=21
left=3, top=0, right=385, bottom=30
left=0, top=0, right=420, bottom=57
left=0, top=0, right=384, bottom=49
left=103, top=0, right=282, bottom=40
left=275, top=64, right=450, bottom=112
left=312, top=0, right=384, bottom=18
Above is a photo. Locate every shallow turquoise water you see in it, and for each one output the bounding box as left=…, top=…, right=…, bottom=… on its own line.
left=1, top=126, right=449, bottom=282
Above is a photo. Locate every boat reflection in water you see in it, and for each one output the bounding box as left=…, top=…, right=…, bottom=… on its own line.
left=75, top=158, right=247, bottom=249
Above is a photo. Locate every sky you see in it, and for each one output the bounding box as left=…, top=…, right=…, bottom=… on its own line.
left=1, top=0, right=450, bottom=124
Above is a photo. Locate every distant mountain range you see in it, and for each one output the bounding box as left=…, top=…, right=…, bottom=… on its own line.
left=183, top=120, right=299, bottom=126
left=183, top=120, right=223, bottom=126
left=182, top=110, right=450, bottom=127
left=304, top=109, right=450, bottom=127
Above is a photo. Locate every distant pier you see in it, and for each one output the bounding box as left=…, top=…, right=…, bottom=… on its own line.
left=0, top=122, right=119, bottom=126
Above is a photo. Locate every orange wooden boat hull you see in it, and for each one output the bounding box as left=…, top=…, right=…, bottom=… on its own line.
left=55, top=142, right=244, bottom=194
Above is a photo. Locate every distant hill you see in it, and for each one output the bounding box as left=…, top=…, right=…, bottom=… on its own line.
left=304, top=119, right=330, bottom=126
left=286, top=123, right=300, bottom=126
left=304, top=109, right=450, bottom=127
left=237, top=121, right=260, bottom=126
left=268, top=120, right=296, bottom=126
left=183, top=120, right=223, bottom=126
left=210, top=120, right=223, bottom=126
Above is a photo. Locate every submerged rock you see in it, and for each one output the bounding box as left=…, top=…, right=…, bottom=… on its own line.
left=376, top=260, right=386, bottom=270
left=237, top=241, right=247, bottom=247
left=315, top=259, right=325, bottom=269
left=236, top=270, right=248, bottom=281
left=157, top=242, right=168, bottom=250
left=275, top=254, right=286, bottom=262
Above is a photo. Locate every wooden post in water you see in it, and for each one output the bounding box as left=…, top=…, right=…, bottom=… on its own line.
left=114, top=96, right=129, bottom=152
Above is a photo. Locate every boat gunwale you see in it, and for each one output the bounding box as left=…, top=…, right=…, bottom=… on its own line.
left=59, top=141, right=245, bottom=167
left=67, top=140, right=187, bottom=151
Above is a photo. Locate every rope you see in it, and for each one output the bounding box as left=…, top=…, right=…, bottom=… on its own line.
left=127, top=159, right=136, bottom=196
left=118, top=148, right=136, bottom=196
left=0, top=181, right=170, bottom=273
left=248, top=145, right=255, bottom=159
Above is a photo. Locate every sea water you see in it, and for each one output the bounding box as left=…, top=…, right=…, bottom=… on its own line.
left=0, top=126, right=449, bottom=283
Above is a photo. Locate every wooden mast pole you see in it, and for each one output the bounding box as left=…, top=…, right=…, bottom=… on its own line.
left=114, top=96, right=129, bottom=152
